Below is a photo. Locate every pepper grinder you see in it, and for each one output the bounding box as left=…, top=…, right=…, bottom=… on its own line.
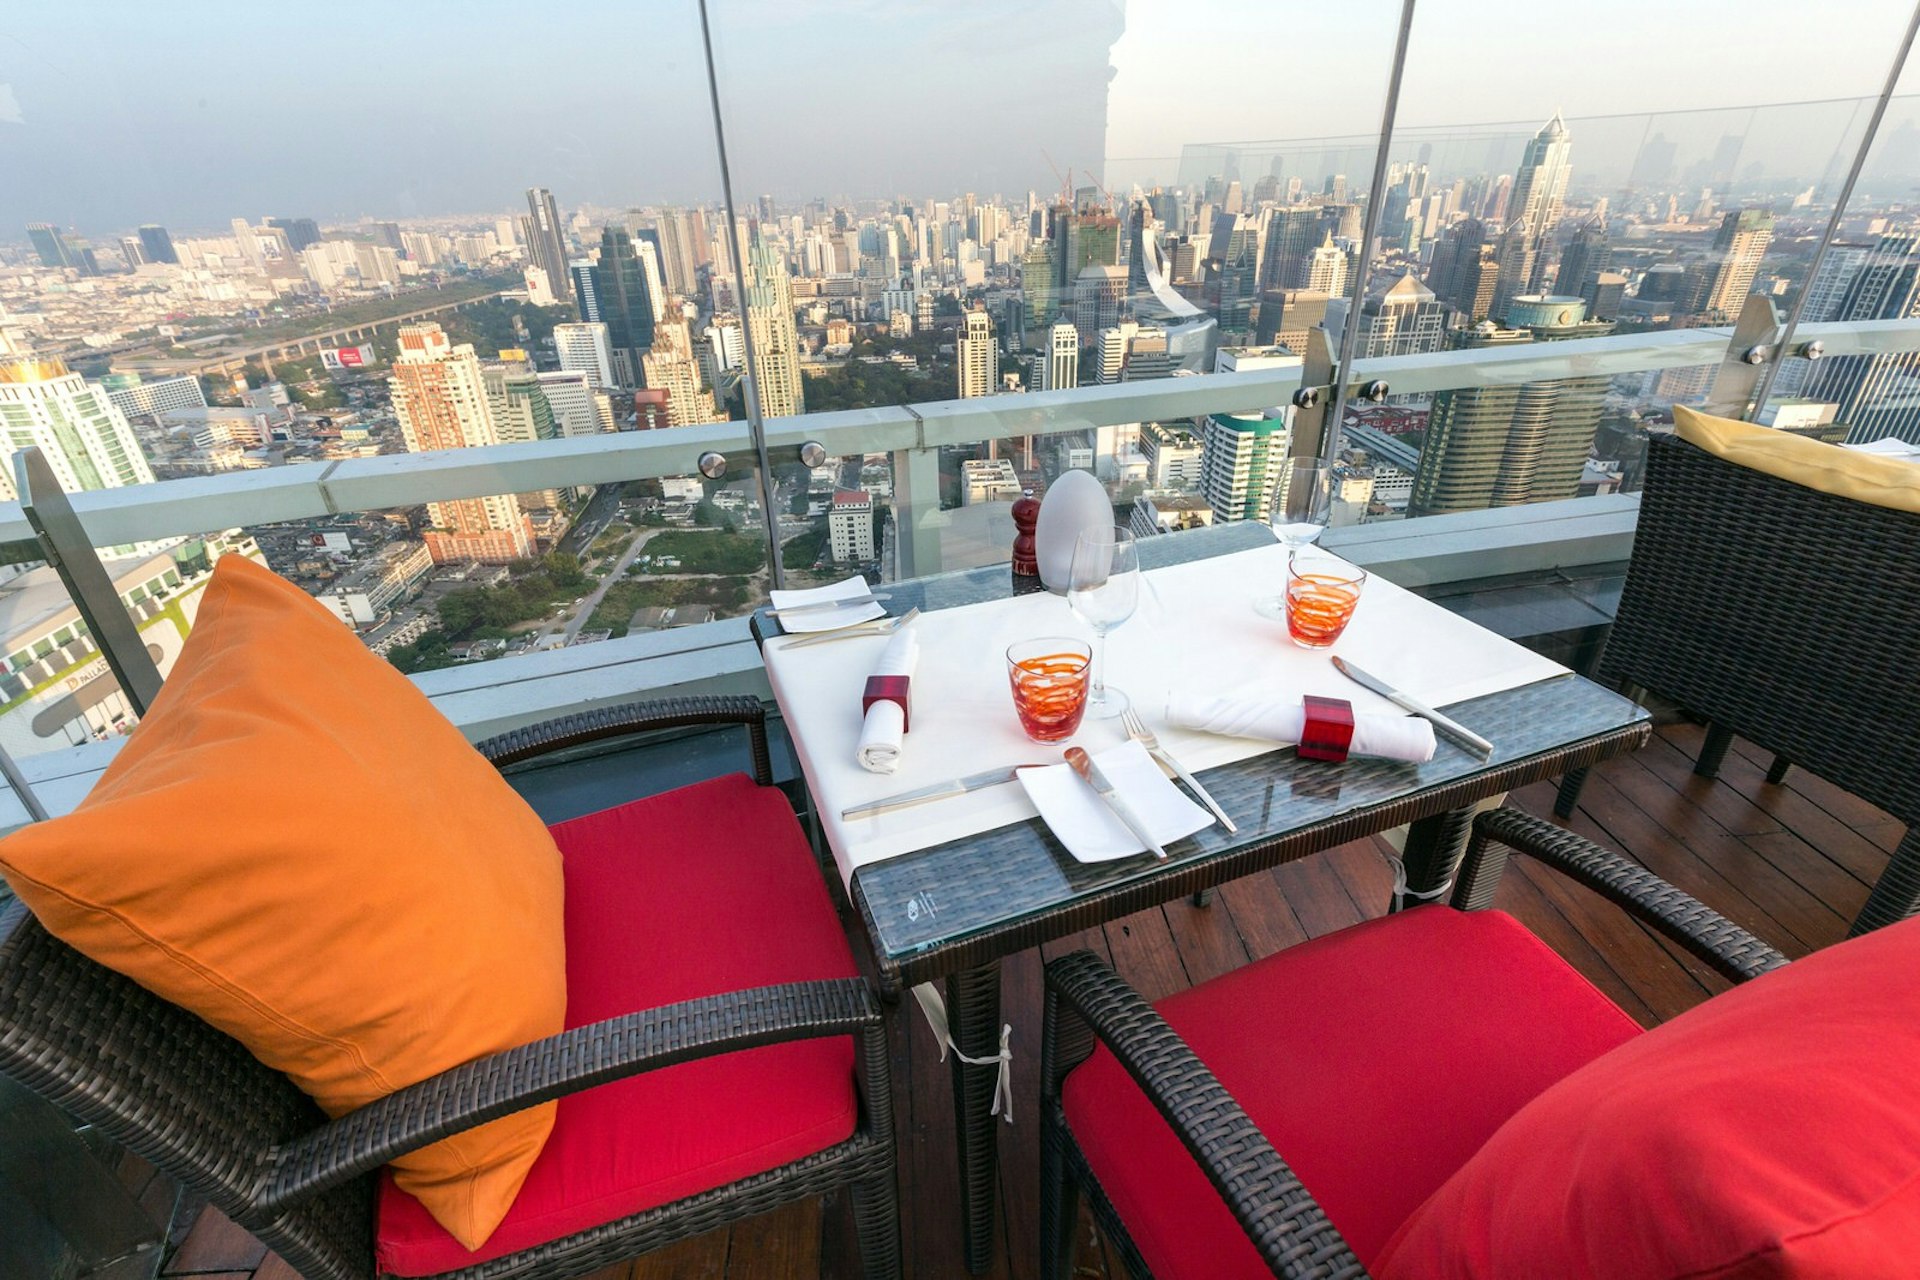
left=1010, top=488, right=1042, bottom=585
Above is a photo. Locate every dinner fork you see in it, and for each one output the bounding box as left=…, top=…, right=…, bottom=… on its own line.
left=1120, top=705, right=1238, bottom=834
left=779, top=607, right=919, bottom=649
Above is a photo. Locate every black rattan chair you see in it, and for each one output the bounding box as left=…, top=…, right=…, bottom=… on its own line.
left=1557, top=430, right=1920, bottom=936
left=1039, top=807, right=1792, bottom=1280
left=0, top=695, right=899, bottom=1280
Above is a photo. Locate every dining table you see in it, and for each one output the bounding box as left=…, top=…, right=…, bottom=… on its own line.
left=750, top=520, right=1651, bottom=1274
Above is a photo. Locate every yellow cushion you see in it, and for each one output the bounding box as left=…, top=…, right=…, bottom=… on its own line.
left=0, top=555, right=566, bottom=1250
left=1673, top=404, right=1920, bottom=515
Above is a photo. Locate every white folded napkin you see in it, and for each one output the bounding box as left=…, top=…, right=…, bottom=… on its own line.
left=1017, top=740, right=1213, bottom=862
left=855, top=625, right=920, bottom=774
left=1167, top=692, right=1436, bottom=763
left=1845, top=437, right=1920, bottom=461
left=769, top=575, right=887, bottom=634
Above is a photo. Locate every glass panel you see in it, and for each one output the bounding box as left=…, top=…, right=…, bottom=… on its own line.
left=1339, top=0, right=1912, bottom=517
left=1766, top=41, right=1920, bottom=442
left=703, top=1, right=1410, bottom=578
left=1, top=2, right=777, bottom=733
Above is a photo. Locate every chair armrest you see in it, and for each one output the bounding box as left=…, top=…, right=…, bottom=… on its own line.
left=259, top=977, right=876, bottom=1209
left=475, top=694, right=772, bottom=784
left=1044, top=952, right=1367, bottom=1280
left=1458, top=808, right=1789, bottom=984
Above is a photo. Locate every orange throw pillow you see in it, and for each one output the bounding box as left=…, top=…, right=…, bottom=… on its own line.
left=0, top=555, right=566, bottom=1250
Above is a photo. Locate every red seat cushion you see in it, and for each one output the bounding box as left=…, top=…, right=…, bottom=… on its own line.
left=1375, top=914, right=1920, bottom=1279
left=1062, top=908, right=1641, bottom=1277
left=375, top=773, right=860, bottom=1276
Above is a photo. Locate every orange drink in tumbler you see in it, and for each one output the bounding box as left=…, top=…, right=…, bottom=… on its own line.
left=1284, top=551, right=1367, bottom=649
left=1006, top=638, right=1093, bottom=742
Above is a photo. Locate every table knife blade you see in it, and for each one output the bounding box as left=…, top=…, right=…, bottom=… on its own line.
left=842, top=764, right=1027, bottom=821
left=1064, top=747, right=1169, bottom=860
left=1330, top=656, right=1495, bottom=759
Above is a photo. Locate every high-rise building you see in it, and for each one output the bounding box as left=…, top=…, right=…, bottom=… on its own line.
left=592, top=228, right=657, bottom=388
left=828, top=489, right=876, bottom=562
left=1041, top=321, right=1080, bottom=391
left=26, top=223, right=73, bottom=270
left=1074, top=264, right=1128, bottom=334
left=640, top=319, right=718, bottom=428
left=1703, top=208, right=1773, bottom=319
left=267, top=217, right=322, bottom=251
left=553, top=322, right=615, bottom=389
left=1306, top=233, right=1348, bottom=296
left=0, top=358, right=157, bottom=499
left=1326, top=272, right=1449, bottom=358
left=634, top=233, right=669, bottom=324
left=1410, top=297, right=1614, bottom=517
left=1553, top=221, right=1609, bottom=300
left=742, top=227, right=805, bottom=417
left=651, top=209, right=700, bottom=297
left=1806, top=233, right=1920, bottom=444
left=484, top=363, right=564, bottom=510
left=524, top=187, right=573, bottom=307
left=100, top=372, right=206, bottom=419
left=1207, top=210, right=1265, bottom=337
left=1260, top=206, right=1323, bottom=290
left=1200, top=409, right=1290, bottom=524
left=1772, top=241, right=1871, bottom=397
left=137, top=224, right=178, bottom=265
left=386, top=323, right=534, bottom=564
left=568, top=261, right=600, bottom=323
left=957, top=306, right=998, bottom=398
left=535, top=371, right=605, bottom=438
left=1503, top=112, right=1573, bottom=297
left=1023, top=240, right=1058, bottom=326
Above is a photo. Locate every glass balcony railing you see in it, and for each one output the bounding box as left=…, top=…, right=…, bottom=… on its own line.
left=2, top=0, right=1919, bottom=781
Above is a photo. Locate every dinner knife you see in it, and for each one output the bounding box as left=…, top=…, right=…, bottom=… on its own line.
left=1330, top=656, right=1495, bottom=759
left=1064, top=747, right=1169, bottom=860
left=842, top=763, right=1030, bottom=821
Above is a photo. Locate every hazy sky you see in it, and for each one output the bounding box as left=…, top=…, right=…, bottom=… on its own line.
left=3, top=0, right=1918, bottom=237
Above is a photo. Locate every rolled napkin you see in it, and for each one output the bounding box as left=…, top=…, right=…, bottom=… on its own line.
left=1168, top=692, right=1437, bottom=763
left=856, top=625, right=920, bottom=773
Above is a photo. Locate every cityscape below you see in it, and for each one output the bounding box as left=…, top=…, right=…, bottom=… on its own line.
left=2, top=99, right=1917, bottom=762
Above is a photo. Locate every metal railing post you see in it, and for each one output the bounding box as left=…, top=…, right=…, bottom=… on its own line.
left=1288, top=326, right=1338, bottom=461
left=1702, top=295, right=1783, bottom=419
left=890, top=444, right=943, bottom=581
left=14, top=449, right=163, bottom=718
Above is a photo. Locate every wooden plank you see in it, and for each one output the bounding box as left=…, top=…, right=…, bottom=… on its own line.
left=723, top=1201, right=819, bottom=1280
left=1269, top=843, right=1370, bottom=941
left=1214, top=867, right=1312, bottom=963
left=1629, top=728, right=1783, bottom=836
left=1600, top=751, right=1849, bottom=952
left=1161, top=892, right=1254, bottom=986
left=1102, top=906, right=1191, bottom=1005
left=162, top=1207, right=266, bottom=1274
left=626, top=1232, right=728, bottom=1280
left=1724, top=732, right=1902, bottom=839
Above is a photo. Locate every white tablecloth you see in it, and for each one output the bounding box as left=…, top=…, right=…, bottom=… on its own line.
left=763, top=542, right=1568, bottom=888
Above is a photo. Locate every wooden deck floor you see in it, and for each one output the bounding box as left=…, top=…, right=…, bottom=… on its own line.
left=151, top=722, right=1895, bottom=1280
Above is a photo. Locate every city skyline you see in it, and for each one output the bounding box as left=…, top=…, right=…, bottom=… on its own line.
left=8, top=1, right=1920, bottom=234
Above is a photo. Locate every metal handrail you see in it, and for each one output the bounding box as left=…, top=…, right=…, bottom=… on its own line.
left=10, top=315, right=1918, bottom=552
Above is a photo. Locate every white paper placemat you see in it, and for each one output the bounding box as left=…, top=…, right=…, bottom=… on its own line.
left=763, top=541, right=1569, bottom=888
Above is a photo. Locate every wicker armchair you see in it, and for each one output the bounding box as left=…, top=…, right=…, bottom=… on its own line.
left=1039, top=806, right=1790, bottom=1279
left=0, top=695, right=899, bottom=1280
left=1557, top=431, right=1920, bottom=936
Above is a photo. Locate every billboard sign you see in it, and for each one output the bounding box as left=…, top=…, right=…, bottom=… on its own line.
left=319, top=344, right=374, bottom=370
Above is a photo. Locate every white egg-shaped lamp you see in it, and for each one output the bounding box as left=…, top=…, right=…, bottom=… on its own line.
left=1035, top=468, right=1115, bottom=593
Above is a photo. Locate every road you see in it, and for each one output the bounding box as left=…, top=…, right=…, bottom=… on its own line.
left=555, top=526, right=670, bottom=643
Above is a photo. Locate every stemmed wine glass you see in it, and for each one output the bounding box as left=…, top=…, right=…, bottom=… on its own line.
left=1067, top=525, right=1140, bottom=718
left=1255, top=460, right=1334, bottom=620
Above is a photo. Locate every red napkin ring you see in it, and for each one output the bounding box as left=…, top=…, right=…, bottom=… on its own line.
left=1298, top=696, right=1355, bottom=762
left=863, top=675, right=912, bottom=732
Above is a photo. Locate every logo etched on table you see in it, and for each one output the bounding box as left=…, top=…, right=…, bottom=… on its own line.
left=905, top=890, right=938, bottom=923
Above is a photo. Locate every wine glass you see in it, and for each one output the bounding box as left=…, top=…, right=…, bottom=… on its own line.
left=1255, top=460, right=1334, bottom=619
left=1067, top=526, right=1140, bottom=718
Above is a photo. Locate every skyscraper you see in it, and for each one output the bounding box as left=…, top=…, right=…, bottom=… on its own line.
left=1327, top=272, right=1449, bottom=358
left=1806, top=233, right=1920, bottom=444
left=742, top=227, right=804, bottom=417
left=484, top=362, right=564, bottom=511
left=137, top=225, right=178, bottom=265
left=1702, top=209, right=1773, bottom=319
left=957, top=306, right=998, bottom=399
left=641, top=318, right=718, bottom=428
left=1498, top=113, right=1573, bottom=305
left=267, top=217, right=322, bottom=251
left=592, top=228, right=657, bottom=388
left=569, top=262, right=600, bottom=322
left=1552, top=221, right=1609, bottom=301
left=1200, top=409, right=1290, bottom=524
left=26, top=224, right=72, bottom=270
left=1411, top=297, right=1614, bottom=517
left=552, top=322, right=615, bottom=389
left=1306, top=233, right=1348, bottom=296
left=1042, top=321, right=1079, bottom=391
left=1206, top=210, right=1265, bottom=337
left=0, top=358, right=156, bottom=498
left=524, top=187, right=573, bottom=307
left=387, top=323, right=535, bottom=564
left=1260, top=206, right=1323, bottom=290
